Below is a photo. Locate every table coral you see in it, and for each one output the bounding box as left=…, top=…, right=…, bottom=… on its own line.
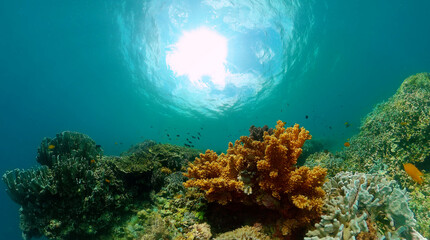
left=184, top=120, right=327, bottom=237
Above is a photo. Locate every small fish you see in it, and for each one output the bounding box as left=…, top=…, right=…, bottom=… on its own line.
left=167, top=134, right=170, bottom=137
left=176, top=134, right=180, bottom=137
left=184, top=144, right=190, bottom=147
left=191, top=145, right=194, bottom=148
left=120, top=142, right=123, bottom=145
left=344, top=122, right=350, bottom=128
left=329, top=126, right=332, bottom=130
left=305, top=115, right=309, bottom=119
left=105, top=179, right=111, bottom=183
left=192, top=136, right=196, bottom=139
left=400, top=122, right=408, bottom=126
left=200, top=127, right=203, bottom=130
left=169, top=138, right=172, bottom=140
left=197, top=137, right=200, bottom=140
left=90, top=159, right=96, bottom=164
left=344, top=142, right=350, bottom=147
left=95, top=144, right=101, bottom=148
left=198, top=132, right=201, bottom=136
left=403, top=163, right=423, bottom=184
left=48, top=144, right=55, bottom=149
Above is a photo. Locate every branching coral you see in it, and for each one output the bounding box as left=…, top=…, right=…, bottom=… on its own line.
left=184, top=120, right=327, bottom=237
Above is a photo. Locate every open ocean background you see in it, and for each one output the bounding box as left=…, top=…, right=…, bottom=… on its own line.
left=1, top=0, right=430, bottom=239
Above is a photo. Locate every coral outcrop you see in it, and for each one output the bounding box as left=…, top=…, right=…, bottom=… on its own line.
left=3, top=132, right=128, bottom=240
left=304, top=73, right=430, bottom=238
left=306, top=172, right=417, bottom=239
left=3, top=131, right=202, bottom=240
left=306, top=172, right=416, bottom=240
left=214, top=224, right=271, bottom=240
left=341, top=73, right=430, bottom=184
left=184, top=120, right=327, bottom=237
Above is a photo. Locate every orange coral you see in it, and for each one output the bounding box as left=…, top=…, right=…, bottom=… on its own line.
left=184, top=120, right=327, bottom=237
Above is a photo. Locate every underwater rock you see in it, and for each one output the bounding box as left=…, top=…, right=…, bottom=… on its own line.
left=305, top=171, right=416, bottom=239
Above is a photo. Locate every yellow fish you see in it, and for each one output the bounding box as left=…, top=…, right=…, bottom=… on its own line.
left=400, top=122, right=408, bottom=126
left=48, top=145, right=55, bottom=149
left=403, top=163, right=424, bottom=184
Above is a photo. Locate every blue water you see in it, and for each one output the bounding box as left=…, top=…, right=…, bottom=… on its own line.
left=1, top=0, right=430, bottom=239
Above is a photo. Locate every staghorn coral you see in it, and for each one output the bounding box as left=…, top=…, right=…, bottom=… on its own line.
left=184, top=120, right=327, bottom=237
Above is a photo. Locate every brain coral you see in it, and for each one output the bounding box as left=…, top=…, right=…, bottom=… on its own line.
left=184, top=120, right=327, bottom=237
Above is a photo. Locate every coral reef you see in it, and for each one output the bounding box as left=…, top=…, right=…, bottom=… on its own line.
left=305, top=172, right=417, bottom=239
left=3, top=132, right=202, bottom=240
left=304, top=73, right=430, bottom=238
left=36, top=131, right=103, bottom=167
left=184, top=120, right=327, bottom=237
left=3, top=132, right=129, bottom=240
left=341, top=73, right=430, bottom=185
left=408, top=180, right=430, bottom=239
left=248, top=124, right=273, bottom=141
left=112, top=141, right=201, bottom=194
left=214, top=224, right=271, bottom=240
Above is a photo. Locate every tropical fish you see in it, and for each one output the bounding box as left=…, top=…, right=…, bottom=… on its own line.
left=90, top=159, right=96, bottom=164
left=400, top=122, right=408, bottom=126
left=48, top=144, right=55, bottom=149
left=105, top=179, right=111, bottom=183
left=344, top=122, right=350, bottom=128
left=305, top=115, right=309, bottom=119
left=344, top=142, right=350, bottom=147
left=403, top=163, right=424, bottom=184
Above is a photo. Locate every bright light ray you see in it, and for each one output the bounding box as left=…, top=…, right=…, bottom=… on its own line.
left=166, top=27, right=228, bottom=89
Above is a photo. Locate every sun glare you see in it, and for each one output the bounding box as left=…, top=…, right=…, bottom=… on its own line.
left=166, top=27, right=228, bottom=89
